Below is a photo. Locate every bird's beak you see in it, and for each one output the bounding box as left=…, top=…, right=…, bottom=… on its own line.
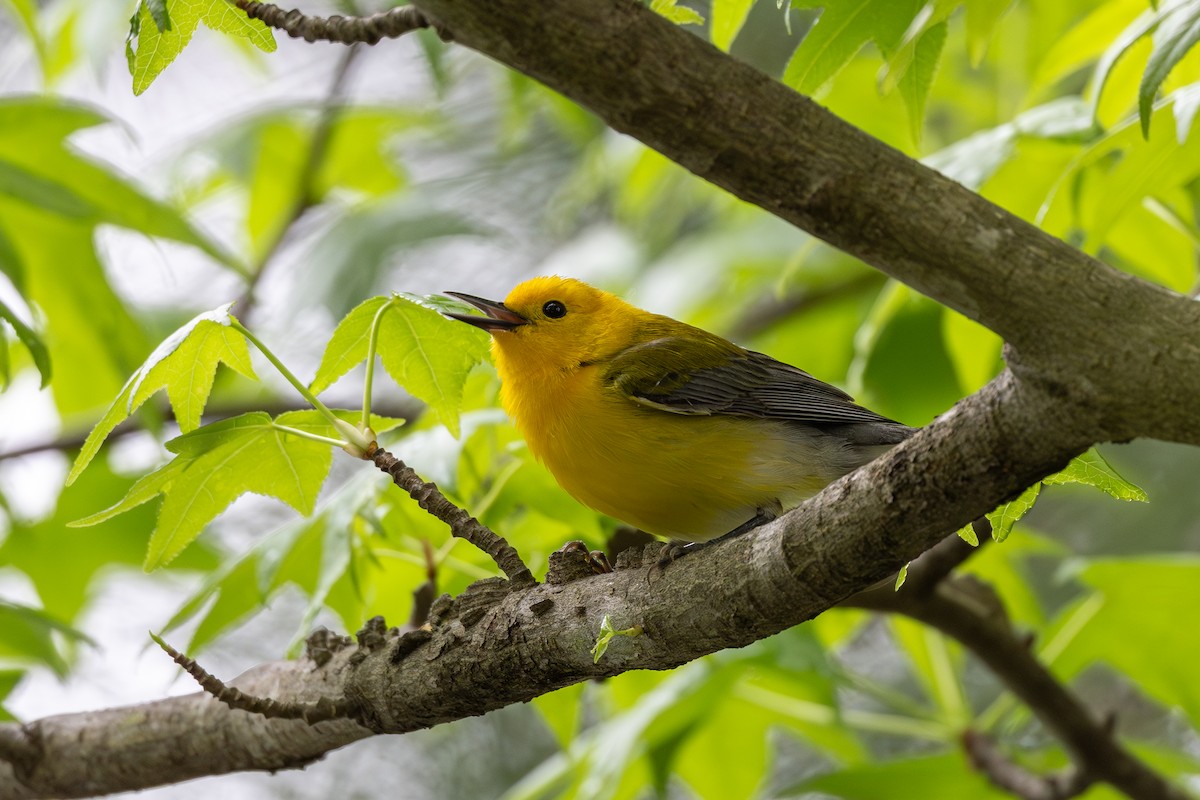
left=442, top=292, right=529, bottom=332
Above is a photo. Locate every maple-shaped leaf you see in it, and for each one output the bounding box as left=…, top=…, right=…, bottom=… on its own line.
left=66, top=303, right=256, bottom=486
left=311, top=293, right=489, bottom=437
left=71, top=410, right=403, bottom=570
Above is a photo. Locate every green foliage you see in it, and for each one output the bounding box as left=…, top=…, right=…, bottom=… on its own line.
left=66, top=304, right=255, bottom=486
left=3, top=1, right=1200, bottom=796
left=649, top=0, right=705, bottom=26
left=126, top=0, right=275, bottom=95
left=590, top=615, right=643, bottom=664
left=312, top=294, right=490, bottom=437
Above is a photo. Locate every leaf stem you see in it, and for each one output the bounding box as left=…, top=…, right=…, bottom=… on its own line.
left=231, top=319, right=372, bottom=452
left=270, top=424, right=349, bottom=448
left=361, top=297, right=396, bottom=432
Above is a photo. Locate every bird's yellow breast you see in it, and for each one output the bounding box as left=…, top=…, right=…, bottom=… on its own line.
left=496, top=357, right=839, bottom=541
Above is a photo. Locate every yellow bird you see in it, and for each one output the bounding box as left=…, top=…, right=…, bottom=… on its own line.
left=445, top=277, right=913, bottom=546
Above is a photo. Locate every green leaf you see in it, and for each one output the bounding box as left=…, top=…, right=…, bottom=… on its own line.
left=1139, top=2, right=1200, bottom=135
left=312, top=294, right=490, bottom=437
left=896, top=20, right=947, bottom=143
left=69, top=457, right=190, bottom=529
left=590, top=615, right=643, bottom=664
left=1070, top=558, right=1200, bottom=727
left=1174, top=81, right=1200, bottom=142
left=0, top=159, right=96, bottom=218
left=0, top=297, right=49, bottom=387
left=650, top=0, right=705, bottom=26
left=1089, top=0, right=1187, bottom=122
left=0, top=601, right=94, bottom=677
left=894, top=562, right=909, bottom=590
left=300, top=201, right=485, bottom=317
left=146, top=0, right=171, bottom=31
left=711, top=0, right=755, bottom=50
left=1043, top=447, right=1148, bottom=501
left=129, top=0, right=275, bottom=95
left=784, top=0, right=922, bottom=94
left=144, top=410, right=335, bottom=570
left=1032, top=0, right=1145, bottom=94
left=956, top=522, right=978, bottom=546
left=0, top=669, right=23, bottom=721
left=66, top=304, right=255, bottom=485
left=986, top=482, right=1041, bottom=543
left=964, top=0, right=1014, bottom=65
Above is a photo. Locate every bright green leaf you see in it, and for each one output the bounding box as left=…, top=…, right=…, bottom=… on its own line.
left=66, top=304, right=255, bottom=485
left=650, top=0, right=705, bottom=26
left=894, top=562, right=909, bottom=589
left=897, top=20, right=947, bottom=143
left=1089, top=0, right=1187, bottom=121
left=129, top=0, right=275, bottom=95
left=591, top=615, right=644, bottom=664
left=784, top=0, right=922, bottom=94
left=964, top=0, right=1015, bottom=65
left=711, top=0, right=755, bottom=50
left=145, top=411, right=334, bottom=570
left=0, top=159, right=96, bottom=218
left=986, top=482, right=1041, bottom=542
left=0, top=297, right=50, bottom=387
left=1140, top=2, right=1200, bottom=135
left=956, top=521, right=979, bottom=546
left=1032, top=0, right=1145, bottom=94
left=312, top=294, right=489, bottom=437
left=1043, top=447, right=1148, bottom=501
left=69, top=457, right=190, bottom=528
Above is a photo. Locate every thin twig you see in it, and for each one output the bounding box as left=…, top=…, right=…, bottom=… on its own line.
left=235, top=1, right=451, bottom=45
left=369, top=445, right=535, bottom=586
left=152, top=634, right=359, bottom=726
left=963, top=730, right=1094, bottom=800
left=408, top=539, right=439, bottom=628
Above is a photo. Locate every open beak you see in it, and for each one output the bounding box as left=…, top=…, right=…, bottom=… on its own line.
left=442, top=292, right=529, bottom=333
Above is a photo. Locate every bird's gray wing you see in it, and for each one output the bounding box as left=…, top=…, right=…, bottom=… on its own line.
left=605, top=337, right=914, bottom=445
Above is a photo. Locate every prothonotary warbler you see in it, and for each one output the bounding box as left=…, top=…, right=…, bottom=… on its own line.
left=445, top=276, right=914, bottom=546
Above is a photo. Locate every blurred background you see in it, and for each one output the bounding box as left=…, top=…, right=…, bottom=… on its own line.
left=1, top=0, right=1199, bottom=797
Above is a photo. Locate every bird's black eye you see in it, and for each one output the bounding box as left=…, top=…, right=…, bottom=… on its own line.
left=542, top=300, right=567, bottom=319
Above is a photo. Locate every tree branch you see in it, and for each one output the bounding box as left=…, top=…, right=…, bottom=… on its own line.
left=405, top=0, right=1200, bottom=448
left=962, top=730, right=1094, bottom=800
left=847, top=564, right=1185, bottom=800
left=235, top=1, right=449, bottom=44
left=6, top=1, right=1199, bottom=797
left=368, top=444, right=535, bottom=586
left=4, top=370, right=1148, bottom=798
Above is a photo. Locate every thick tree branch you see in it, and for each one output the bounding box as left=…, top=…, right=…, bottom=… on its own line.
left=405, top=0, right=1200, bottom=448
left=7, top=2, right=1199, bottom=797
left=3, top=371, right=1142, bottom=798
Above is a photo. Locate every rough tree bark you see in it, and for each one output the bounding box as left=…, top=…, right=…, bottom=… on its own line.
left=3, top=0, right=1199, bottom=798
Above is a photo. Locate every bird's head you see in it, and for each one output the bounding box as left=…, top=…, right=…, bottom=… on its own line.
left=445, top=276, right=638, bottom=376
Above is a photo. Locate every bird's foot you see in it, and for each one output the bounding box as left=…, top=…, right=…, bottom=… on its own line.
left=560, top=540, right=612, bottom=574
left=654, top=508, right=778, bottom=568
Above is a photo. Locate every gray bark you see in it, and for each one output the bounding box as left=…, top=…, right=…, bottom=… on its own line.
left=4, top=0, right=1199, bottom=797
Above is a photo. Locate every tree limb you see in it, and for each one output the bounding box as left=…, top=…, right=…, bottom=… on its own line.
left=5, top=1, right=1199, bottom=797
left=2, top=370, right=1144, bottom=798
